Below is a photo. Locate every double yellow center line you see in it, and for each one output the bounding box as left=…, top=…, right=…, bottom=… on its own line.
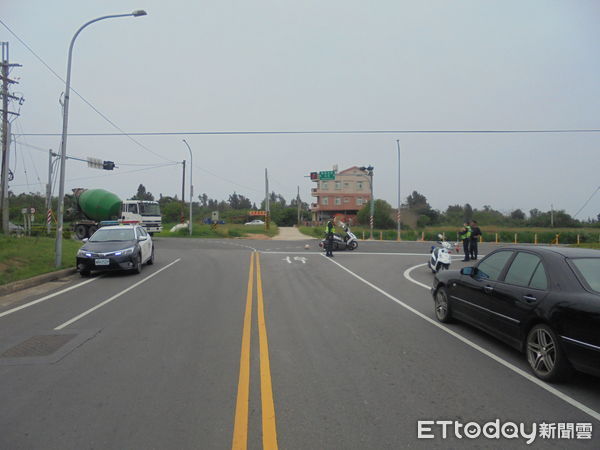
left=232, top=252, right=278, bottom=450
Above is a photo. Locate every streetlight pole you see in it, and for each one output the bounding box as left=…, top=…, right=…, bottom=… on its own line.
left=359, top=165, right=374, bottom=239
left=182, top=139, right=193, bottom=236
left=54, top=10, right=147, bottom=268
left=369, top=168, right=374, bottom=240
left=396, top=140, right=401, bottom=241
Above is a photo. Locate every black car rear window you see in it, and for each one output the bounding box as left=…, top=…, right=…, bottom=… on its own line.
left=504, top=252, right=547, bottom=290
left=569, top=258, right=600, bottom=294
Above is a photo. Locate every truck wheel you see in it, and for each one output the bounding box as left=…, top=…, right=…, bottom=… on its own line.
left=88, top=225, right=98, bottom=237
left=75, top=224, right=87, bottom=240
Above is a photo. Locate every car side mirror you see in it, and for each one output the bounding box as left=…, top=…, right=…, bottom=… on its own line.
left=460, top=267, right=475, bottom=276
left=82, top=238, right=88, bottom=243
left=138, top=236, right=148, bottom=241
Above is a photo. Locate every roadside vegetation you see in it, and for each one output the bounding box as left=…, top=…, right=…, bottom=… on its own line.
left=156, top=222, right=279, bottom=238
left=3, top=186, right=598, bottom=286
left=0, top=235, right=81, bottom=285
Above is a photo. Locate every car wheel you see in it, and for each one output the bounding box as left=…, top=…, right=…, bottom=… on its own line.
left=80, top=269, right=91, bottom=277
left=132, top=254, right=142, bottom=274
left=434, top=287, right=452, bottom=323
left=526, top=324, right=572, bottom=382
left=147, top=247, right=155, bottom=265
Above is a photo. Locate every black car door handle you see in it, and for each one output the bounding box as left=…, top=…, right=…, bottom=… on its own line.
left=523, top=295, right=537, bottom=303
left=483, top=285, right=494, bottom=293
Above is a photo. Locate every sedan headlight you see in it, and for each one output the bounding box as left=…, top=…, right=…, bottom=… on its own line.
left=113, top=247, right=135, bottom=256
left=77, top=249, right=91, bottom=257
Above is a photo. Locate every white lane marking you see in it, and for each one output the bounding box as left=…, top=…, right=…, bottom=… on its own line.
left=322, top=254, right=600, bottom=423
left=284, top=256, right=292, bottom=264
left=294, top=257, right=307, bottom=264
left=54, top=259, right=181, bottom=330
left=264, top=251, right=431, bottom=256
left=0, top=276, right=101, bottom=320
left=403, top=263, right=431, bottom=289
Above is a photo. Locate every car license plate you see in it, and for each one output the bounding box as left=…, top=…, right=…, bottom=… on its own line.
left=95, top=259, right=110, bottom=266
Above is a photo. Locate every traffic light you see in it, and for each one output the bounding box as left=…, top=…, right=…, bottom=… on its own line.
left=310, top=172, right=318, bottom=180
left=102, top=161, right=115, bottom=170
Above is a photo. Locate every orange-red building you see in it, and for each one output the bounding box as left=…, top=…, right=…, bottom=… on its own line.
left=310, top=166, right=372, bottom=223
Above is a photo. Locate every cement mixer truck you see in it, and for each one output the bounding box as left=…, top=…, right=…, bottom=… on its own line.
left=71, top=188, right=162, bottom=239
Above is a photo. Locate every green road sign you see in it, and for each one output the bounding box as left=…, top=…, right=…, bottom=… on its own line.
left=319, top=170, right=336, bottom=180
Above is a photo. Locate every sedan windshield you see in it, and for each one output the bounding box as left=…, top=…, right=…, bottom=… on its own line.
left=89, top=228, right=135, bottom=242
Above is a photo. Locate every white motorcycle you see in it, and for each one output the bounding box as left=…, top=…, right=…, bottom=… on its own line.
left=428, top=234, right=459, bottom=273
left=319, top=222, right=358, bottom=251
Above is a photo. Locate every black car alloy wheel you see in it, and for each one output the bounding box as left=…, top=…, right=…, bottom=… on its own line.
left=434, top=287, right=451, bottom=323
left=133, top=253, right=142, bottom=274
left=526, top=324, right=572, bottom=381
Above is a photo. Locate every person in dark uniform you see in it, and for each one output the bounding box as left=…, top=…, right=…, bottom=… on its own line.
left=470, top=220, right=481, bottom=260
left=324, top=220, right=335, bottom=257
left=459, top=222, right=472, bottom=261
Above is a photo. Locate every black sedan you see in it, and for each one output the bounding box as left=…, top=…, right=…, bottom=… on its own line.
left=76, top=224, right=154, bottom=277
left=431, top=246, right=600, bottom=381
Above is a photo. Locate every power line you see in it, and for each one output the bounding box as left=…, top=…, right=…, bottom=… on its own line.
left=573, top=186, right=600, bottom=218
left=15, top=138, right=262, bottom=194
left=0, top=18, right=177, bottom=164
left=13, top=128, right=600, bottom=137
left=14, top=139, right=171, bottom=167
left=10, top=162, right=180, bottom=188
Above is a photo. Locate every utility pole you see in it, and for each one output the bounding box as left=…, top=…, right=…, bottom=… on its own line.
left=396, top=140, right=401, bottom=241
left=181, top=160, right=186, bottom=223
left=265, top=168, right=270, bottom=230
left=551, top=204, right=554, bottom=228
left=46, top=150, right=58, bottom=234
left=0, top=42, right=22, bottom=234
left=182, top=139, right=193, bottom=236
left=297, top=185, right=301, bottom=226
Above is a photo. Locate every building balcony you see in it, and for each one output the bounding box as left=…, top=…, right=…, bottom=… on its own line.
left=311, top=188, right=318, bottom=196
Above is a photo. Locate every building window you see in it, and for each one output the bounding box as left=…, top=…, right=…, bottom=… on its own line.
left=344, top=182, right=350, bottom=188
left=343, top=197, right=350, bottom=204
left=357, top=182, right=364, bottom=190
left=321, top=181, right=328, bottom=190
left=356, top=197, right=363, bottom=206
left=322, top=197, right=329, bottom=205
left=335, top=181, right=342, bottom=190
left=335, top=197, right=341, bottom=205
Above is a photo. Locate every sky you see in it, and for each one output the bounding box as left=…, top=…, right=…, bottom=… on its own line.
left=2, top=0, right=599, bottom=220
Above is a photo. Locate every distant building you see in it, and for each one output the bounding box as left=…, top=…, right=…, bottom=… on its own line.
left=310, top=166, right=372, bottom=223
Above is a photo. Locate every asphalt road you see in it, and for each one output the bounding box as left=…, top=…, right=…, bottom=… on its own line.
left=0, top=237, right=598, bottom=449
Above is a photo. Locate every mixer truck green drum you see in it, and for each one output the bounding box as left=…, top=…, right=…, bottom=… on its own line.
left=78, top=189, right=121, bottom=222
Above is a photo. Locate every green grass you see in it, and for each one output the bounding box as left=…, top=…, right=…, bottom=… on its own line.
left=570, top=243, right=600, bottom=250
left=0, top=235, right=81, bottom=285
left=298, top=225, right=600, bottom=244
left=155, top=223, right=279, bottom=239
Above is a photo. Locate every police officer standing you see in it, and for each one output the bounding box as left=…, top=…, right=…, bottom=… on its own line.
left=324, top=220, right=335, bottom=257
left=470, top=220, right=481, bottom=260
left=459, top=222, right=472, bottom=261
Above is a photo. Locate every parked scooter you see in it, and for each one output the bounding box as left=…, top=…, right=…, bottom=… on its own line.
left=319, top=222, right=359, bottom=251
left=428, top=234, right=459, bottom=273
